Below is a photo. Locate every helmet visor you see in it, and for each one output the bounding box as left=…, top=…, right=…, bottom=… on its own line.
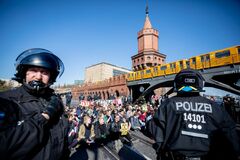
left=15, top=48, right=64, bottom=79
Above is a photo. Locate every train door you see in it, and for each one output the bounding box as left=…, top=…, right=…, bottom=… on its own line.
left=200, top=54, right=210, bottom=69
left=152, top=66, right=158, bottom=77
left=169, top=63, right=176, bottom=74
left=135, top=71, right=141, bottom=80
left=232, top=46, right=240, bottom=64
left=164, top=64, right=171, bottom=75
left=186, top=60, right=190, bottom=69
left=189, top=57, right=197, bottom=69
left=175, top=61, right=181, bottom=73
left=141, top=70, right=144, bottom=79
left=200, top=56, right=204, bottom=69
left=204, top=54, right=210, bottom=68
left=238, top=46, right=240, bottom=63
left=177, top=60, right=188, bottom=73
left=127, top=72, right=135, bottom=81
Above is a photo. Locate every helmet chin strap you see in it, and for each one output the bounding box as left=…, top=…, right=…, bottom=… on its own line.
left=23, top=80, right=50, bottom=94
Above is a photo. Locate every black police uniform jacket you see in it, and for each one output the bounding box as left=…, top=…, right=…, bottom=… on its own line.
left=153, top=94, right=240, bottom=157
left=0, top=86, right=69, bottom=160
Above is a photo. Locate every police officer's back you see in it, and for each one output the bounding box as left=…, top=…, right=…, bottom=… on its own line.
left=0, top=48, right=69, bottom=160
left=152, top=69, right=240, bottom=160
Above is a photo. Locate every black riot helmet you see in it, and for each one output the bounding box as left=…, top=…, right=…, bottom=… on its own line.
left=14, top=48, right=64, bottom=84
left=174, top=69, right=205, bottom=93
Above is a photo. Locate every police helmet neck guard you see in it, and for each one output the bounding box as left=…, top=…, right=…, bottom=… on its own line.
left=13, top=48, right=64, bottom=85
left=174, top=69, right=205, bottom=93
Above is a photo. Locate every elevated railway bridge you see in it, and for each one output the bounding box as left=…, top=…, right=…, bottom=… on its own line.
left=127, top=64, right=240, bottom=102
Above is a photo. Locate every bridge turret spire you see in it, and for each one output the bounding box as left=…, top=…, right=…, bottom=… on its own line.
left=146, top=0, right=149, bottom=15
left=143, top=0, right=152, bottom=29
left=131, top=0, right=166, bottom=71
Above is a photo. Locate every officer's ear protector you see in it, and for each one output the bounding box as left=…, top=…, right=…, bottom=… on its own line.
left=174, top=69, right=205, bottom=92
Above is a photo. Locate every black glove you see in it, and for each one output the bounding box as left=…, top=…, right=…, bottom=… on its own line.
left=44, top=95, right=62, bottom=119
left=152, top=142, right=162, bottom=153
left=0, top=97, right=21, bottom=131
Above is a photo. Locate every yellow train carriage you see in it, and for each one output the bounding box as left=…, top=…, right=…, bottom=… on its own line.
left=142, top=68, right=153, bottom=79
left=152, top=59, right=188, bottom=77
left=174, top=59, right=188, bottom=73
left=188, top=53, right=211, bottom=70
left=159, top=61, right=185, bottom=75
left=127, top=45, right=240, bottom=82
left=152, top=65, right=161, bottom=77
left=214, top=46, right=240, bottom=67
left=236, top=46, right=240, bottom=63
left=127, top=72, right=135, bottom=81
left=135, top=70, right=144, bottom=80
left=210, top=45, right=240, bottom=67
left=189, top=45, right=240, bottom=70
left=158, top=64, right=172, bottom=75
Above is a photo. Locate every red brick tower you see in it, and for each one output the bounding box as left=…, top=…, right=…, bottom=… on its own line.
left=131, top=5, right=166, bottom=71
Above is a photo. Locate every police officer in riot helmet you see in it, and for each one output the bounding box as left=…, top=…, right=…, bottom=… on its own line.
left=0, top=48, right=69, bottom=159
left=152, top=69, right=240, bottom=160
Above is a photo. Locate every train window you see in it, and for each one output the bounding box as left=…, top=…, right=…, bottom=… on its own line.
left=154, top=67, right=158, bottom=72
left=201, top=56, right=204, bottom=62
left=192, top=58, right=196, bottom=64
left=160, top=66, right=167, bottom=70
left=186, top=61, right=190, bottom=67
left=146, top=69, right=151, bottom=74
left=238, top=47, right=240, bottom=54
left=206, top=55, right=210, bottom=61
left=141, top=71, right=144, bottom=75
left=179, top=61, right=183, bottom=69
left=170, top=63, right=175, bottom=68
left=215, top=50, right=230, bottom=58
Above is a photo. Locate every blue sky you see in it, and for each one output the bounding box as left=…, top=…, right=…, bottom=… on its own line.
left=1, top=0, right=240, bottom=88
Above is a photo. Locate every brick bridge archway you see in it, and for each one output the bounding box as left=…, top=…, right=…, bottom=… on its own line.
left=72, top=74, right=129, bottom=100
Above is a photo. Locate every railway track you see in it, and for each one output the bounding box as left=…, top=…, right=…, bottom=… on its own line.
left=70, top=144, right=120, bottom=160
left=130, top=131, right=155, bottom=146
left=100, top=145, right=120, bottom=160
left=129, top=131, right=157, bottom=160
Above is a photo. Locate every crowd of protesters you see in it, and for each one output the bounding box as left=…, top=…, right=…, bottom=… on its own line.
left=63, top=93, right=240, bottom=155
left=64, top=96, right=157, bottom=152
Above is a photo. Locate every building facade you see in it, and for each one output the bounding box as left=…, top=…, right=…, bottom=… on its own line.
left=85, top=62, right=131, bottom=83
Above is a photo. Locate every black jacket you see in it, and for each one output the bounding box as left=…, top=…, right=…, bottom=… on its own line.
left=0, top=86, right=69, bottom=160
left=153, top=94, right=240, bottom=157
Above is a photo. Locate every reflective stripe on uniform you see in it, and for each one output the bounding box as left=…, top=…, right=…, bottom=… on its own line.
left=181, top=130, right=208, bottom=139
